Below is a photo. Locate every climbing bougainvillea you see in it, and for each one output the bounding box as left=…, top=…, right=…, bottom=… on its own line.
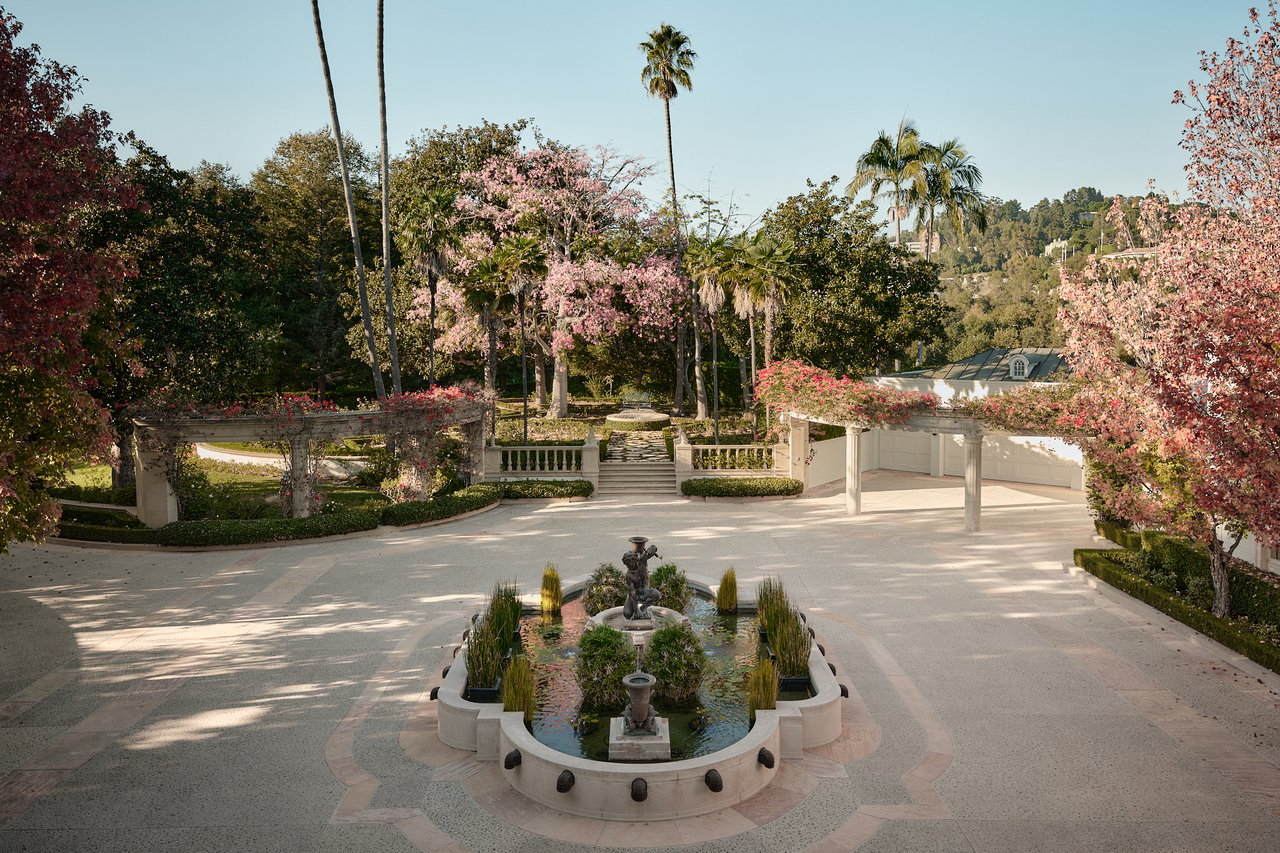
left=754, top=360, right=939, bottom=426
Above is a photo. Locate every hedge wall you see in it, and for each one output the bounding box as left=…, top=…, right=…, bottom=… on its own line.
left=680, top=477, right=804, bottom=498
left=155, top=510, right=381, bottom=547
left=56, top=523, right=159, bottom=545
left=1074, top=549, right=1280, bottom=675
left=50, top=483, right=137, bottom=505
left=379, top=483, right=503, bottom=526
left=500, top=480, right=593, bottom=499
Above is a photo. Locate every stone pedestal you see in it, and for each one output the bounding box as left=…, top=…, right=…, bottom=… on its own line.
left=607, top=717, right=671, bottom=761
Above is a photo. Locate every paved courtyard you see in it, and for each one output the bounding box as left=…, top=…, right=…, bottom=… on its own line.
left=2, top=472, right=1279, bottom=852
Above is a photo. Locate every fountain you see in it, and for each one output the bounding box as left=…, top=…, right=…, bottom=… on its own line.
left=433, top=536, right=845, bottom=821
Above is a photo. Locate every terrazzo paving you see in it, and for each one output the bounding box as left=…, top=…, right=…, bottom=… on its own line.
left=2, top=472, right=1279, bottom=852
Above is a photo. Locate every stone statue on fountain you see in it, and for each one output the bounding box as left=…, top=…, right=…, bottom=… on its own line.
left=622, top=536, right=661, bottom=621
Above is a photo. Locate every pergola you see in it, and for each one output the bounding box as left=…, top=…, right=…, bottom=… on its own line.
left=781, top=410, right=1065, bottom=533
left=131, top=408, right=486, bottom=527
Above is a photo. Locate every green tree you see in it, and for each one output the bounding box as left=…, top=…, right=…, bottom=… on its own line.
left=909, top=138, right=987, bottom=261
left=397, top=188, right=460, bottom=387
left=845, top=118, right=926, bottom=246
left=252, top=130, right=379, bottom=396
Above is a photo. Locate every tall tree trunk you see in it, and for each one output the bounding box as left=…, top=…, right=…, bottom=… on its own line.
left=691, top=297, right=708, bottom=419
left=426, top=271, right=437, bottom=387
left=892, top=180, right=903, bottom=247
left=376, top=0, right=401, bottom=394
left=672, top=319, right=686, bottom=415
left=664, top=97, right=706, bottom=419
left=763, top=305, right=774, bottom=367
left=548, top=354, right=570, bottom=419
left=1208, top=528, right=1242, bottom=618
left=533, top=345, right=548, bottom=408
left=311, top=0, right=385, bottom=400
left=739, top=357, right=751, bottom=408
left=486, top=312, right=499, bottom=437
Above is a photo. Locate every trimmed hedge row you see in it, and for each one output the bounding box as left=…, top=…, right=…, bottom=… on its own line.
left=500, top=480, right=593, bottom=499
left=155, top=510, right=381, bottom=547
left=50, top=483, right=137, bottom=505
left=1095, top=522, right=1280, bottom=629
left=680, top=477, right=804, bottom=498
left=56, top=523, right=159, bottom=545
left=379, top=484, right=503, bottom=526
left=1074, top=548, right=1280, bottom=675
left=59, top=506, right=147, bottom=528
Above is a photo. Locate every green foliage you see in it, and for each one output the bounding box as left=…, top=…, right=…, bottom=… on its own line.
left=55, top=523, right=158, bottom=545
left=379, top=483, right=502, bottom=526
left=642, top=622, right=706, bottom=707
left=756, top=576, right=789, bottom=635
left=541, top=564, right=562, bottom=616
left=487, top=582, right=523, bottom=644
left=500, top=480, right=593, bottom=499
left=649, top=562, right=691, bottom=613
left=581, top=562, right=628, bottom=616
left=154, top=510, right=379, bottom=547
left=575, top=625, right=635, bottom=708
left=1074, top=549, right=1280, bottom=675
left=681, top=477, right=804, bottom=497
left=465, top=616, right=506, bottom=694
left=747, top=657, right=778, bottom=722
left=716, top=568, right=738, bottom=614
left=502, top=655, right=537, bottom=722
left=57, top=506, right=146, bottom=528
left=48, top=483, right=137, bottom=506
left=609, top=416, right=670, bottom=432
left=768, top=607, right=811, bottom=678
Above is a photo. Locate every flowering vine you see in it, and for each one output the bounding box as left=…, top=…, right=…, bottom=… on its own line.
left=754, top=360, right=939, bottom=426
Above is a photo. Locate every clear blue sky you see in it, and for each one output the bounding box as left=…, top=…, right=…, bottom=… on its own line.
left=4, top=0, right=1250, bottom=224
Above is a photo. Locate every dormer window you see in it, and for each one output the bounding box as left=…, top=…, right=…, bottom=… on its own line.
left=1009, top=354, right=1031, bottom=380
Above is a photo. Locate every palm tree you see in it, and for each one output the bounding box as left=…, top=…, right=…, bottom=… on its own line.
left=397, top=188, right=459, bottom=387
left=640, top=24, right=706, bottom=418
left=461, top=255, right=515, bottom=439
left=741, top=233, right=800, bottom=369
left=310, top=0, right=385, bottom=399
left=373, top=0, right=399, bottom=391
left=846, top=118, right=927, bottom=248
left=685, top=235, right=732, bottom=440
left=494, top=235, right=546, bottom=444
left=909, top=138, right=987, bottom=261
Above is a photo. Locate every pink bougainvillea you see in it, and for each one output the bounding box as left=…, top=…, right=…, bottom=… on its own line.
left=753, top=360, right=939, bottom=426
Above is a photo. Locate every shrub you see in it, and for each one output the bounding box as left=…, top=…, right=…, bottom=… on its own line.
left=769, top=609, right=811, bottom=678
left=379, top=483, right=501, bottom=526
left=681, top=477, right=803, bottom=498
left=58, top=506, right=146, bottom=528
left=581, top=562, right=627, bottom=616
left=649, top=562, right=691, bottom=613
left=716, top=568, right=738, bottom=614
left=748, top=657, right=778, bottom=722
left=487, top=582, right=523, bottom=644
left=541, top=564, right=562, bottom=616
left=154, top=510, right=379, bottom=547
left=576, top=625, right=635, bottom=708
left=49, top=483, right=137, bottom=505
left=501, top=480, right=593, bottom=499
left=55, top=523, right=158, bottom=545
left=466, top=618, right=506, bottom=694
left=502, top=655, right=537, bottom=722
left=643, top=622, right=706, bottom=707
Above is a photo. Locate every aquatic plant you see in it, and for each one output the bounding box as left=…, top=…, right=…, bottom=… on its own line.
left=581, top=562, right=627, bottom=616
left=748, top=657, right=778, bottom=722
left=768, top=608, right=811, bottom=678
left=502, top=655, right=537, bottom=722
left=716, top=568, right=738, bottom=614
left=650, top=562, right=691, bottom=613
left=541, top=563, right=562, bottom=616
left=643, top=621, right=706, bottom=706
left=575, top=624, right=634, bottom=708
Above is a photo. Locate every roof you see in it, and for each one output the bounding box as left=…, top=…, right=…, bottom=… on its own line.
left=891, top=347, right=1069, bottom=382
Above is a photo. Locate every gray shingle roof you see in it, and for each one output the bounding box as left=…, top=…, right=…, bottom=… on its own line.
left=892, top=347, right=1069, bottom=382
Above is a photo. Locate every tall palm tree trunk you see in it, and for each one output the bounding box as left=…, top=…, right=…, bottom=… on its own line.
left=426, top=272, right=438, bottom=387
left=665, top=98, right=707, bottom=419
left=312, top=0, right=385, bottom=400
left=376, top=0, right=401, bottom=394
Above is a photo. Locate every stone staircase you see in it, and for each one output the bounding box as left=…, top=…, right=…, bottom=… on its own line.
left=597, top=430, right=677, bottom=496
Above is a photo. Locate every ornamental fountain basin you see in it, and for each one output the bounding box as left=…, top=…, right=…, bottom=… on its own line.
left=434, top=572, right=844, bottom=821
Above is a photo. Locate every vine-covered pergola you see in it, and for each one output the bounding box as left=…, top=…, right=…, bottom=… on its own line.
left=131, top=391, right=488, bottom=527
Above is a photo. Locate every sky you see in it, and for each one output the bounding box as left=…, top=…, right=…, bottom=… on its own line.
left=4, top=0, right=1254, bottom=226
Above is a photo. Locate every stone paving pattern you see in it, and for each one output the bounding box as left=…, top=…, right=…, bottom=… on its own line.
left=605, top=430, right=670, bottom=462
left=1, top=472, right=1279, bottom=851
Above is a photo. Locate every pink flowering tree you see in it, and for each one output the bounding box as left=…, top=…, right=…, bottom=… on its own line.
left=1059, top=4, right=1280, bottom=616
left=754, top=360, right=939, bottom=428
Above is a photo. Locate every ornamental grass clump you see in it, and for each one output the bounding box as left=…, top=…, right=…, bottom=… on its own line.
left=465, top=618, right=505, bottom=694
left=649, top=562, right=691, bottom=613
left=716, top=568, right=738, bottom=614
left=756, top=576, right=788, bottom=635
left=748, top=657, right=778, bottom=722
left=769, top=608, right=811, bottom=678
left=540, top=564, right=562, bottom=616
left=487, top=582, right=523, bottom=643
left=501, top=655, right=537, bottom=722
left=643, top=622, right=706, bottom=707
left=581, top=562, right=627, bottom=616
left=575, top=625, right=634, bottom=708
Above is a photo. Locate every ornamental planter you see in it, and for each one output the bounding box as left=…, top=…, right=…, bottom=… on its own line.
left=464, top=677, right=503, bottom=703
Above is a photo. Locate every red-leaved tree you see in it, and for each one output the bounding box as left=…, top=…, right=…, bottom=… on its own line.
left=0, top=11, right=135, bottom=548
left=1060, top=3, right=1280, bottom=615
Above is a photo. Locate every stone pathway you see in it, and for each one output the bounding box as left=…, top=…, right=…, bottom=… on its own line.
left=605, top=430, right=669, bottom=462
left=2, top=473, right=1279, bottom=851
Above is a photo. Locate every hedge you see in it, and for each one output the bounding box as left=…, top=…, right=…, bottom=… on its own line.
left=379, top=483, right=503, bottom=526
left=58, top=506, right=147, bottom=528
left=680, top=477, right=804, bottom=498
left=500, top=480, right=593, bottom=499
left=56, top=523, right=159, bottom=545
left=1074, top=548, right=1280, bottom=675
left=50, top=483, right=137, bottom=505
left=155, top=510, right=381, bottom=547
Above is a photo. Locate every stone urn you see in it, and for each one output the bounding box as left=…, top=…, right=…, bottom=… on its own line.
left=622, top=671, right=657, bottom=734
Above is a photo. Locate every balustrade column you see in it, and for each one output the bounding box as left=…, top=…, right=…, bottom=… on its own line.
left=845, top=426, right=863, bottom=516
left=964, top=433, right=983, bottom=532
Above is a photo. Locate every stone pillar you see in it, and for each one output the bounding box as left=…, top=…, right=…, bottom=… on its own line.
left=845, top=426, right=863, bottom=516
left=581, top=426, right=600, bottom=492
left=672, top=428, right=692, bottom=492
left=788, top=418, right=809, bottom=490
left=930, top=433, right=945, bottom=477
left=289, top=438, right=312, bottom=518
left=133, top=443, right=178, bottom=528
left=964, top=433, right=983, bottom=533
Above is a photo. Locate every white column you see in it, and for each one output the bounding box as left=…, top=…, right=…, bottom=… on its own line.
left=930, top=433, right=945, bottom=477
left=788, top=418, right=810, bottom=490
left=289, top=438, right=312, bottom=518
left=133, top=444, right=177, bottom=528
left=582, top=426, right=601, bottom=492
left=845, top=426, right=863, bottom=515
left=964, top=433, right=982, bottom=533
